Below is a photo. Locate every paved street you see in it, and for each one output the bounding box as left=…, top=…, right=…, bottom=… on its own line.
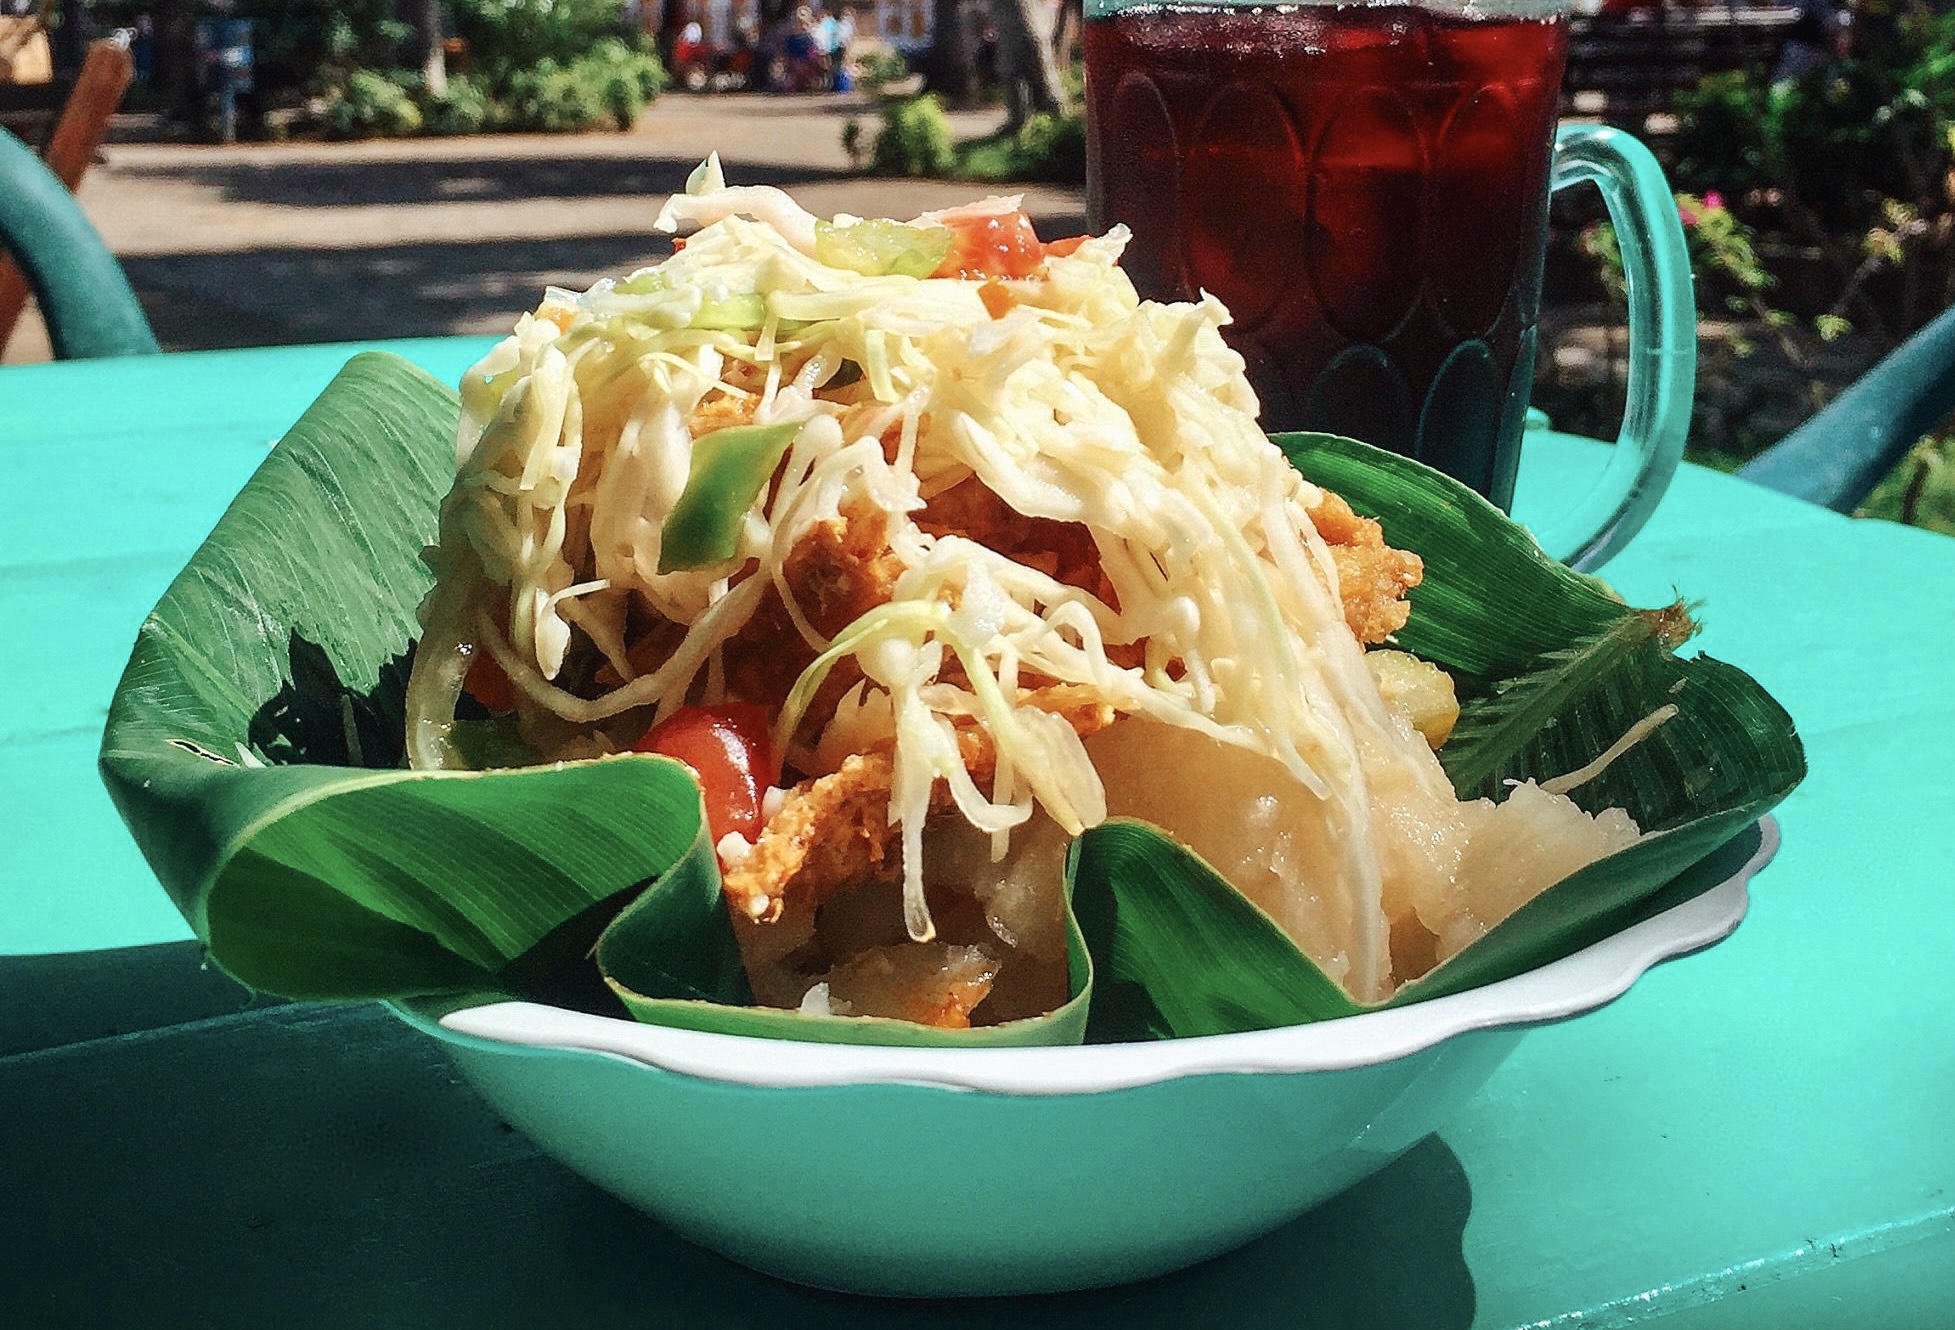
left=7, top=92, right=1085, bottom=363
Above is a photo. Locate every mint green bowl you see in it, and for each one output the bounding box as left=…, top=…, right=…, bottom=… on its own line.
left=396, top=820, right=1773, bottom=1298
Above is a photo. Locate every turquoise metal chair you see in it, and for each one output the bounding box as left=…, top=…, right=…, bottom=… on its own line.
left=1737, top=301, right=1955, bottom=513
left=0, top=125, right=157, bottom=359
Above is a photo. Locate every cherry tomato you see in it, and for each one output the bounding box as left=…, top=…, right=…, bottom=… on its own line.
left=932, top=211, right=1048, bottom=280
left=463, top=647, right=518, bottom=713
left=634, top=703, right=780, bottom=844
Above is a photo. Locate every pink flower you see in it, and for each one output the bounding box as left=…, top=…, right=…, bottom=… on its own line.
left=1677, top=197, right=1700, bottom=227
left=1703, top=190, right=1726, bottom=211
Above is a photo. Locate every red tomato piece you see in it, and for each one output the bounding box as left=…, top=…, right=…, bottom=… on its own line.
left=634, top=703, right=781, bottom=845
left=978, top=281, right=1015, bottom=319
left=933, top=211, right=1048, bottom=280
left=1043, top=235, right=1088, bottom=258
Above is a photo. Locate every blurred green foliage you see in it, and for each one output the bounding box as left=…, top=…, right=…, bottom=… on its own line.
left=869, top=95, right=958, bottom=178
left=1857, top=433, right=1955, bottom=536
left=321, top=67, right=424, bottom=138
left=495, top=40, right=668, bottom=133
left=447, top=0, right=637, bottom=82
left=242, top=0, right=413, bottom=92
left=235, top=0, right=665, bottom=138
left=861, top=97, right=1085, bottom=183
left=421, top=73, right=493, bottom=136
left=855, top=48, right=913, bottom=96
left=1669, top=0, right=1955, bottom=335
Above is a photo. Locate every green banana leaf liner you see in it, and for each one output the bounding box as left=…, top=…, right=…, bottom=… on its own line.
left=99, top=354, right=1805, bottom=1048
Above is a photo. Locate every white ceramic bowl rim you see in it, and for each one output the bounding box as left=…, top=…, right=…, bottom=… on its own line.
left=434, top=817, right=1776, bottom=1097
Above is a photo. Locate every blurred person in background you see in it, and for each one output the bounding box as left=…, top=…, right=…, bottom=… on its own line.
left=673, top=16, right=705, bottom=87
left=830, top=2, right=857, bottom=89
left=131, top=11, right=153, bottom=82
left=779, top=4, right=827, bottom=91
left=815, top=3, right=840, bottom=60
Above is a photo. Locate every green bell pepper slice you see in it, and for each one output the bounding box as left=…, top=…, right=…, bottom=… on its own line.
left=689, top=293, right=768, bottom=331
left=815, top=219, right=953, bottom=279
left=658, top=421, right=802, bottom=573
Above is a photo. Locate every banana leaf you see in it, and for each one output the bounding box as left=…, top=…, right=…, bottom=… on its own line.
left=99, top=356, right=1801, bottom=1049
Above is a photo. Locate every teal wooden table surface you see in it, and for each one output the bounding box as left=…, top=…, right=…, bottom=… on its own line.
left=4, top=339, right=1953, bottom=1328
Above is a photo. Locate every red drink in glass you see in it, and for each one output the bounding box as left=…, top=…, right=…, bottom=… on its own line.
left=1085, top=3, right=1570, bottom=506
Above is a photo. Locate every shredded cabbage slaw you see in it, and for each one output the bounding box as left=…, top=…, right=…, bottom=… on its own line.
left=405, top=156, right=1512, bottom=1002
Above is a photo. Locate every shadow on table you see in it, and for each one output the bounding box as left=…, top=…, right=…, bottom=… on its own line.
left=120, top=234, right=683, bottom=354
left=111, top=153, right=843, bottom=210
left=626, top=1134, right=1478, bottom=1330
left=2, top=971, right=1474, bottom=1329
left=116, top=219, right=1089, bottom=357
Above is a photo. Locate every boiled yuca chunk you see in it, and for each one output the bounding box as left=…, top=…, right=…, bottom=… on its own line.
left=1087, top=716, right=1644, bottom=997
left=1440, top=782, right=1642, bottom=961
left=1086, top=717, right=1464, bottom=996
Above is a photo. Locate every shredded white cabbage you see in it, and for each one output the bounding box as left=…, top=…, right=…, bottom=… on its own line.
left=404, top=160, right=1623, bottom=1002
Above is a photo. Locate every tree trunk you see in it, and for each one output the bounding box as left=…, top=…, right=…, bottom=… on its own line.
left=920, top=0, right=978, bottom=104
left=416, top=0, right=447, bottom=95
left=1052, top=0, right=1082, bottom=72
left=991, top=0, right=1064, bottom=128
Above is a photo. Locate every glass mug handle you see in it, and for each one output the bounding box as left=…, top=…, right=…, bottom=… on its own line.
left=1530, top=122, right=1696, bottom=572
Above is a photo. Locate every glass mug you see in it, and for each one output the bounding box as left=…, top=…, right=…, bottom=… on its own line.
left=1084, top=0, right=1695, bottom=570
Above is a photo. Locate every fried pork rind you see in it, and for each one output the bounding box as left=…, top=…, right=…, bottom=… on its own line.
left=1306, top=490, right=1425, bottom=646
left=723, top=684, right=1115, bottom=925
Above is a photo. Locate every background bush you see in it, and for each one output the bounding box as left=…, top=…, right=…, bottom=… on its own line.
left=1668, top=1, right=1955, bottom=337
left=421, top=73, right=493, bottom=136
left=321, top=68, right=424, bottom=138
left=861, top=96, right=1086, bottom=184
left=870, top=95, right=958, bottom=178
left=214, top=0, right=665, bottom=139
left=576, top=38, right=672, bottom=129
left=448, top=0, right=638, bottom=80
left=991, top=109, right=1086, bottom=182
left=242, top=0, right=413, bottom=94
left=855, top=48, right=912, bottom=96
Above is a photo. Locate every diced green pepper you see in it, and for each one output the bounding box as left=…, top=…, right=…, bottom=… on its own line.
left=614, top=271, right=666, bottom=296
left=815, top=219, right=953, bottom=279
left=658, top=422, right=802, bottom=573
left=688, top=293, right=768, bottom=330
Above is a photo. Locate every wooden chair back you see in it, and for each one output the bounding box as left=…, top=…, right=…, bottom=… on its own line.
left=0, top=39, right=140, bottom=359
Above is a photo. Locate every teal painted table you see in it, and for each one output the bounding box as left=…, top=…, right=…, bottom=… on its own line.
left=4, top=340, right=1953, bottom=1327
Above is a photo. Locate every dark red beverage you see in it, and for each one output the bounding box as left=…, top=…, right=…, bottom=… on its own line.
left=1085, top=3, right=1569, bottom=506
